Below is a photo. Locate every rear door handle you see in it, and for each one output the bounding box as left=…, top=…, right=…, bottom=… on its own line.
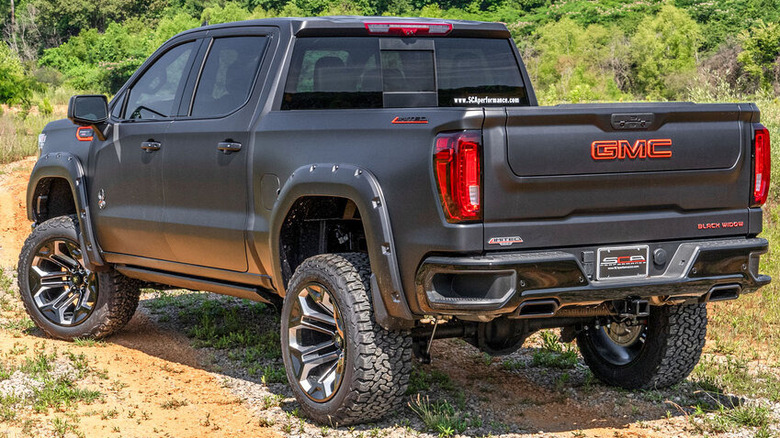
left=141, top=141, right=161, bottom=152
left=218, top=142, right=242, bottom=154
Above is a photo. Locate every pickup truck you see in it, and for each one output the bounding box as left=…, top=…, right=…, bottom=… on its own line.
left=19, top=16, right=771, bottom=425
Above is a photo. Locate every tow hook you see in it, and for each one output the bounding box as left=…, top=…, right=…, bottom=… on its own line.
left=611, top=299, right=650, bottom=318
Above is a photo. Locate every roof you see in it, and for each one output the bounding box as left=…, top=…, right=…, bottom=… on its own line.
left=180, top=16, right=511, bottom=38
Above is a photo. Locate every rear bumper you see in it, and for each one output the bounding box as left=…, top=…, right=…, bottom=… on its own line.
left=415, top=238, right=770, bottom=317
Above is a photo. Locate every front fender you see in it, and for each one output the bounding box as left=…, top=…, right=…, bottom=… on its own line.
left=271, top=164, right=414, bottom=330
left=27, top=153, right=105, bottom=270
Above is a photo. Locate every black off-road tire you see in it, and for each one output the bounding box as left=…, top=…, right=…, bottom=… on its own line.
left=577, top=303, right=707, bottom=389
left=18, top=216, right=140, bottom=341
left=281, top=253, right=412, bottom=426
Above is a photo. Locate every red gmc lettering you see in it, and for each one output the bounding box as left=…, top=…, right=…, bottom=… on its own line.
left=591, top=139, right=672, bottom=160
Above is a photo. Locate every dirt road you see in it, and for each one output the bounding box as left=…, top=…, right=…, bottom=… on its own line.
left=0, top=158, right=276, bottom=437
left=0, top=156, right=776, bottom=438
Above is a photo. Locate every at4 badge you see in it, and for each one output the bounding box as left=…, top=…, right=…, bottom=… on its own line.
left=488, top=236, right=523, bottom=246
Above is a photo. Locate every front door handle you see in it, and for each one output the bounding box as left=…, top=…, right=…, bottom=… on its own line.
left=217, top=142, right=242, bottom=154
left=141, top=141, right=161, bottom=152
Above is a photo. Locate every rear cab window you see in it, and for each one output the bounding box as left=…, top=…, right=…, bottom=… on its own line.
left=282, top=37, right=529, bottom=110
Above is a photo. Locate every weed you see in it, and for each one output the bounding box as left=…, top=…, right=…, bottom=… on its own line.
left=408, top=395, right=468, bottom=437
left=73, top=338, right=104, bottom=347
left=101, top=409, right=119, bottom=420
left=531, top=349, right=579, bottom=369
left=260, top=364, right=287, bottom=384
left=32, top=379, right=101, bottom=412
left=539, top=330, right=563, bottom=352
left=501, top=358, right=525, bottom=371
left=406, top=367, right=454, bottom=394
left=0, top=405, right=16, bottom=422
left=261, top=393, right=284, bottom=409
left=160, top=398, right=189, bottom=410
left=51, top=416, right=83, bottom=438
left=555, top=372, right=571, bottom=390
left=9, top=342, right=28, bottom=355
left=693, top=354, right=780, bottom=402
left=64, top=351, right=90, bottom=377
left=724, top=404, right=771, bottom=428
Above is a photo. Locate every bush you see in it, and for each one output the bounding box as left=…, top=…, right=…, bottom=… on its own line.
left=0, top=43, right=36, bottom=104
left=629, top=5, right=702, bottom=99
left=738, top=21, right=780, bottom=93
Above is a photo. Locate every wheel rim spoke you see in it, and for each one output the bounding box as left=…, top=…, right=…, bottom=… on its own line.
left=28, top=237, right=97, bottom=327
left=287, top=282, right=346, bottom=402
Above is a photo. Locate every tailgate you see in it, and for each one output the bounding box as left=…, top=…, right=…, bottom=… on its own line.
left=482, top=103, right=761, bottom=251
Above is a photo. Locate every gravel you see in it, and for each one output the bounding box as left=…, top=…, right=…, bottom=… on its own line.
left=137, top=291, right=780, bottom=438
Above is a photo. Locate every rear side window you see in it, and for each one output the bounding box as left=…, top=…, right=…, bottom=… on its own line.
left=282, top=37, right=528, bottom=110
left=282, top=38, right=382, bottom=110
left=191, top=36, right=268, bottom=118
left=435, top=39, right=527, bottom=107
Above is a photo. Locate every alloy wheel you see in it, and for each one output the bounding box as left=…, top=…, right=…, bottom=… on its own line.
left=287, top=283, right=346, bottom=402
left=29, top=238, right=97, bottom=326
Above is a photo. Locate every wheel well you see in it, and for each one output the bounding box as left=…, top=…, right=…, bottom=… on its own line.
left=32, top=178, right=76, bottom=223
left=279, top=197, right=368, bottom=288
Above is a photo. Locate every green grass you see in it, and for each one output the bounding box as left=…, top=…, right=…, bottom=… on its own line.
left=0, top=110, right=59, bottom=165
left=256, top=364, right=287, bottom=384
left=692, top=355, right=780, bottom=402
left=406, top=367, right=455, bottom=395
left=408, top=395, right=469, bottom=438
left=691, top=402, right=773, bottom=434
left=51, top=416, right=83, bottom=438
left=32, top=379, right=101, bottom=413
left=160, top=398, right=189, bottom=410
left=530, top=330, right=579, bottom=370
left=0, top=346, right=102, bottom=418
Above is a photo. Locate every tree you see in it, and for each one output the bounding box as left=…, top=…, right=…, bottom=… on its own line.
left=0, top=41, right=34, bottom=103
left=629, top=4, right=701, bottom=98
left=738, top=21, right=780, bottom=92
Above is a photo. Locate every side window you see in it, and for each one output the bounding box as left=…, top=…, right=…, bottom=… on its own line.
left=110, top=91, right=126, bottom=119
left=190, top=36, right=268, bottom=118
left=282, top=38, right=382, bottom=110
left=435, top=39, right=528, bottom=107
left=125, top=42, right=196, bottom=120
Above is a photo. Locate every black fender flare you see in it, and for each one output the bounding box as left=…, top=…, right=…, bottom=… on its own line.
left=271, top=164, right=414, bottom=330
left=26, top=153, right=106, bottom=270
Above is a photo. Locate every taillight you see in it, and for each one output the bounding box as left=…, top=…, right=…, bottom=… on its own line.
left=752, top=124, right=771, bottom=207
left=365, top=22, right=452, bottom=36
left=434, top=131, right=482, bottom=223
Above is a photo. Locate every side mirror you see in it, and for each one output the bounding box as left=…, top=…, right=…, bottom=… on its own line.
left=67, top=95, right=109, bottom=140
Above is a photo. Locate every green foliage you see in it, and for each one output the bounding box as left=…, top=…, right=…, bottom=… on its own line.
left=408, top=395, right=469, bottom=437
left=629, top=4, right=702, bottom=99
left=738, top=21, right=780, bottom=92
left=39, top=13, right=199, bottom=93
left=530, top=18, right=631, bottom=102
left=0, top=42, right=36, bottom=104
left=677, top=0, right=780, bottom=52
left=2, top=0, right=780, bottom=104
left=201, top=3, right=253, bottom=24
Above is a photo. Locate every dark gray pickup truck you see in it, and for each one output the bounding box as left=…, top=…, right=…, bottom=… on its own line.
left=19, top=16, right=771, bottom=424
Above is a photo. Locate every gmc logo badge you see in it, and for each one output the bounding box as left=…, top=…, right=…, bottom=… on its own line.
left=591, top=139, right=672, bottom=160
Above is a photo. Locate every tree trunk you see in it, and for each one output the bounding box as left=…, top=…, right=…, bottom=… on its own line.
left=10, top=0, right=17, bottom=51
